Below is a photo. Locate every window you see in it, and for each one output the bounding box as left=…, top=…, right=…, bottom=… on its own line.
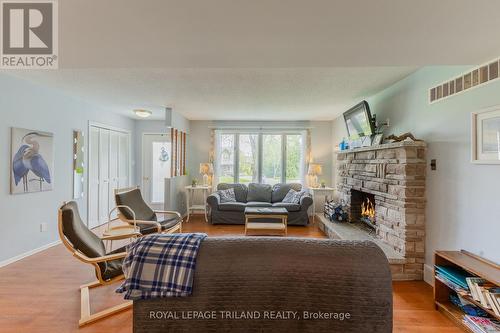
left=238, top=134, right=259, bottom=184
left=217, top=134, right=235, bottom=183
left=262, top=134, right=282, bottom=185
left=286, top=134, right=303, bottom=183
left=215, top=131, right=306, bottom=185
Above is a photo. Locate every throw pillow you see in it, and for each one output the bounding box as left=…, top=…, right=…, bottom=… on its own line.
left=282, top=189, right=304, bottom=204
left=218, top=188, right=236, bottom=203
left=282, top=189, right=300, bottom=203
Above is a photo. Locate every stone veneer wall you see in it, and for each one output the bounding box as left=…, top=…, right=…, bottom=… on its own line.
left=336, top=141, right=426, bottom=280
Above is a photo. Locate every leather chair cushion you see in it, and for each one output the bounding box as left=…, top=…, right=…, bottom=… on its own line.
left=60, top=201, right=106, bottom=258
left=60, top=201, right=124, bottom=281
left=138, top=216, right=180, bottom=235
left=115, top=188, right=157, bottom=221
left=100, top=246, right=126, bottom=281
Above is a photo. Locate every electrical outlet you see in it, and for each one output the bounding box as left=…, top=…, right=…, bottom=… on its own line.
left=40, top=223, right=48, bottom=232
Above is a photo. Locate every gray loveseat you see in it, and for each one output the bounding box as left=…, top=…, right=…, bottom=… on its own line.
left=206, top=183, right=313, bottom=225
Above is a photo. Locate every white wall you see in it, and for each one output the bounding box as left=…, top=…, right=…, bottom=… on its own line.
left=332, top=66, right=500, bottom=265
left=0, top=73, right=135, bottom=264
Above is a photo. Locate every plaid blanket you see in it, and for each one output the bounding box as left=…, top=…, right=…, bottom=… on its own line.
left=116, top=233, right=207, bottom=300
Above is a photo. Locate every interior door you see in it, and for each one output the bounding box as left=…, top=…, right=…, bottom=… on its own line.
left=142, top=134, right=171, bottom=210
left=88, top=126, right=100, bottom=228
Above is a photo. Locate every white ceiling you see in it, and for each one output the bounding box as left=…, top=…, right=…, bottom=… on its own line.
left=10, top=68, right=416, bottom=120
left=6, top=0, right=500, bottom=120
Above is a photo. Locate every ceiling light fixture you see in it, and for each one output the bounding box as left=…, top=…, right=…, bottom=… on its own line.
left=134, top=109, right=152, bottom=118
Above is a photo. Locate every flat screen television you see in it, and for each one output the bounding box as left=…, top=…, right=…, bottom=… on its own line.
left=343, top=101, right=375, bottom=139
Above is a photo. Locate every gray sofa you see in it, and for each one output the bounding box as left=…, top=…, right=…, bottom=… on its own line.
left=206, top=183, right=313, bottom=225
left=133, top=237, right=393, bottom=333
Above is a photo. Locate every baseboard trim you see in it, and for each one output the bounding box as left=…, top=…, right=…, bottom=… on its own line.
left=423, top=263, right=434, bottom=286
left=0, top=240, right=61, bottom=268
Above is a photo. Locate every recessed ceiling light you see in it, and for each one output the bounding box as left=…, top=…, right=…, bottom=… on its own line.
left=134, top=109, right=152, bottom=118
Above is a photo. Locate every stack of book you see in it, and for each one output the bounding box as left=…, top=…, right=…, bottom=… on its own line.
left=463, top=315, right=500, bottom=333
left=466, top=278, right=500, bottom=317
left=435, top=265, right=470, bottom=293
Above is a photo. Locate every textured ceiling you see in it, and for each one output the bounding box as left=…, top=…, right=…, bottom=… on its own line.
left=5, top=0, right=500, bottom=120
left=10, top=67, right=416, bottom=120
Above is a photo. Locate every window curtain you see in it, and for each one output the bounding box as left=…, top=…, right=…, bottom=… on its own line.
left=305, top=129, right=313, bottom=188
left=209, top=129, right=216, bottom=186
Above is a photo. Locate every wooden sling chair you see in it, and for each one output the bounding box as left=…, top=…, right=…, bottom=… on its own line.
left=114, top=187, right=182, bottom=235
left=58, top=201, right=132, bottom=327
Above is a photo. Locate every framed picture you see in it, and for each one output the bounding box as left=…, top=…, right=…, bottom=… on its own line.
left=371, top=134, right=384, bottom=146
left=11, top=127, right=54, bottom=194
left=472, top=106, right=500, bottom=164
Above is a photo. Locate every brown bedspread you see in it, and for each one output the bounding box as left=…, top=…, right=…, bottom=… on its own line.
left=133, top=237, right=392, bottom=333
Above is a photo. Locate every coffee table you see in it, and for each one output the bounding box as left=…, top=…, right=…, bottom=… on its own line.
left=244, top=207, right=288, bottom=236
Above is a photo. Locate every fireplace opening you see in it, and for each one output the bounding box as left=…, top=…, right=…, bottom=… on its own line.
left=350, top=190, right=376, bottom=229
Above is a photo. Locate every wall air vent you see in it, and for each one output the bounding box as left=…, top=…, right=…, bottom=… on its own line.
left=429, top=58, right=499, bottom=104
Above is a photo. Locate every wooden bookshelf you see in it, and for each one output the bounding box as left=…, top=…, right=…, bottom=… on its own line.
left=434, top=250, right=500, bottom=332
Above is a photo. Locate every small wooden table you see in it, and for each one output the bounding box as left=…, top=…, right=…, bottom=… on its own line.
left=185, top=185, right=211, bottom=222
left=244, top=207, right=288, bottom=236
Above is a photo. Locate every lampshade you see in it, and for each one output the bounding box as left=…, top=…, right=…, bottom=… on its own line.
left=199, top=163, right=214, bottom=175
left=308, top=163, right=322, bottom=176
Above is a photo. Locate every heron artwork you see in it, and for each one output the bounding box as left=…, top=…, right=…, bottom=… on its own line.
left=11, top=129, right=53, bottom=193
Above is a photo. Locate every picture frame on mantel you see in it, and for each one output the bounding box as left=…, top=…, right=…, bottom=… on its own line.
left=471, top=106, right=500, bottom=164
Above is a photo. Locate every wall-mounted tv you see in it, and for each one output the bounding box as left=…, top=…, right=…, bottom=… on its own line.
left=343, top=101, right=375, bottom=139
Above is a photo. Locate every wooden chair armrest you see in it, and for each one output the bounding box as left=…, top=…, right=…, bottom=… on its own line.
left=153, top=210, right=182, bottom=220
left=134, top=219, right=162, bottom=226
left=100, top=232, right=141, bottom=241
left=73, top=250, right=128, bottom=264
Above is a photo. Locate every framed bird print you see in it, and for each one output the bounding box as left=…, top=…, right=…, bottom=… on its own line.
left=10, top=127, right=54, bottom=194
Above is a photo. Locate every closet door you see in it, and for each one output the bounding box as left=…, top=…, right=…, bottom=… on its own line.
left=98, top=128, right=110, bottom=225
left=88, top=126, right=100, bottom=228
left=109, top=131, right=120, bottom=213
left=118, top=133, right=130, bottom=188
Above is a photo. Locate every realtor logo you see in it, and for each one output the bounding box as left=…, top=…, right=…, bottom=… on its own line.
left=1, top=0, right=58, bottom=69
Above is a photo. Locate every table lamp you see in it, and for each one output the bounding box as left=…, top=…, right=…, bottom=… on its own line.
left=199, top=163, right=213, bottom=186
left=308, top=163, right=322, bottom=188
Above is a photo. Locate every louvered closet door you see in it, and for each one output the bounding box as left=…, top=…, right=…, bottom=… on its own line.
left=109, top=131, right=120, bottom=215
left=88, top=126, right=100, bottom=228
left=88, top=126, right=131, bottom=228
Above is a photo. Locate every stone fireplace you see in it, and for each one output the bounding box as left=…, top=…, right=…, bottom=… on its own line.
left=327, top=141, right=426, bottom=280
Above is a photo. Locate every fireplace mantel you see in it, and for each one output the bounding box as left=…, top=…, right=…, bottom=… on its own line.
left=335, top=140, right=426, bottom=154
left=334, top=140, right=427, bottom=280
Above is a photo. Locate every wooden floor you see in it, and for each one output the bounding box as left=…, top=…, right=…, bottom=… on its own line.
left=0, top=215, right=461, bottom=333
